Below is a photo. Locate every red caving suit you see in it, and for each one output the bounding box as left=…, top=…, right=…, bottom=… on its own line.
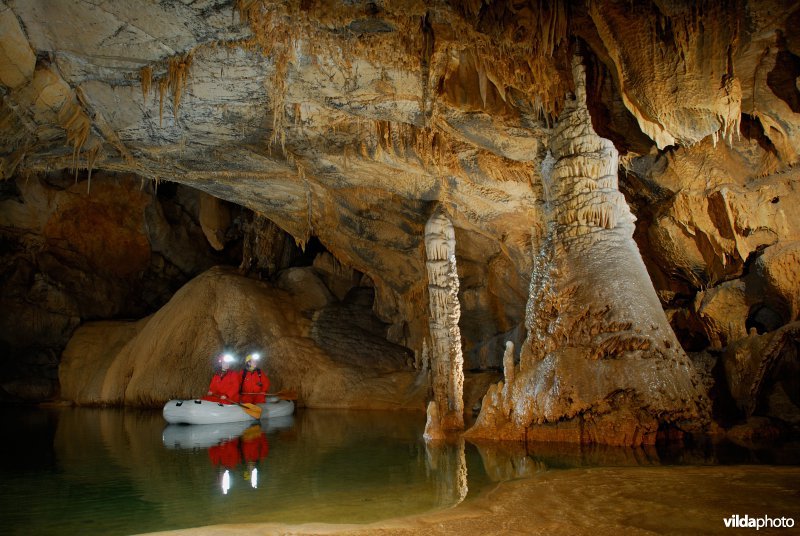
left=208, top=438, right=242, bottom=469
left=203, top=370, right=242, bottom=404
left=240, top=369, right=270, bottom=404
left=241, top=426, right=270, bottom=463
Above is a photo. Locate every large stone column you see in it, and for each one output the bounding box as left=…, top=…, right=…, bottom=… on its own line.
left=423, top=208, right=465, bottom=439
left=466, top=57, right=709, bottom=446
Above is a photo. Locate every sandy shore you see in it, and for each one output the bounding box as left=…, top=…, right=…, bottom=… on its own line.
left=142, top=465, right=800, bottom=535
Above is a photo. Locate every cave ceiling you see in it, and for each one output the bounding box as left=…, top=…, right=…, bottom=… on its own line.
left=1, top=0, right=798, bottom=311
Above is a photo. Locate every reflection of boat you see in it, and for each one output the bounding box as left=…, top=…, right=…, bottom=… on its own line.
left=263, top=414, right=294, bottom=432
left=163, top=421, right=252, bottom=449
left=162, top=396, right=294, bottom=425
left=163, top=416, right=294, bottom=449
left=164, top=420, right=273, bottom=495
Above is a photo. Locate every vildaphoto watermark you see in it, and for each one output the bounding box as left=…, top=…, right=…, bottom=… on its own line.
left=723, top=514, right=795, bottom=530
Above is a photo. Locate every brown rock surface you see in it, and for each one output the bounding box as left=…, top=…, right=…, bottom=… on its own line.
left=466, top=59, right=707, bottom=446
left=59, top=266, right=428, bottom=409
left=0, top=172, right=243, bottom=399
left=0, top=0, right=798, bottom=438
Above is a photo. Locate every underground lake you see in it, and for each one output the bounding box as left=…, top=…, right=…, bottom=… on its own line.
left=1, top=406, right=798, bottom=535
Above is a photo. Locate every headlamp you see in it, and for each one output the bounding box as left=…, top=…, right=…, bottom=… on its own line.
left=222, top=353, right=235, bottom=363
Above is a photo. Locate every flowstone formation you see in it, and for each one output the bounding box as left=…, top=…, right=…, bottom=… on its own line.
left=467, top=59, right=709, bottom=447
left=423, top=208, right=465, bottom=439
left=60, top=266, right=427, bottom=409
left=1, top=0, right=798, bottom=440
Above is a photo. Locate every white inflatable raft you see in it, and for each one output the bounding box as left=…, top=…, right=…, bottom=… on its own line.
left=162, top=396, right=294, bottom=425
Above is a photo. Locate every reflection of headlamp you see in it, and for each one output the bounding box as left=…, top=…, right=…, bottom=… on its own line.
left=221, top=469, right=231, bottom=495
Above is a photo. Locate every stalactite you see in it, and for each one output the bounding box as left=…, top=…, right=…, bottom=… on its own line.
left=84, top=143, right=102, bottom=194
left=168, top=55, right=192, bottom=119
left=158, top=78, right=168, bottom=127
left=57, top=98, right=91, bottom=182
left=140, top=66, right=152, bottom=104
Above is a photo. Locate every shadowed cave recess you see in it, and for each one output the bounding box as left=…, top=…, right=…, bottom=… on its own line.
left=1, top=0, right=799, bottom=448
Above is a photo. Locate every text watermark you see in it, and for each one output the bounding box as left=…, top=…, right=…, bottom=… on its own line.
left=723, top=515, right=795, bottom=530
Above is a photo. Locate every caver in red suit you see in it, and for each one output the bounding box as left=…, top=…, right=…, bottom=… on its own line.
left=208, top=437, right=242, bottom=469
left=241, top=424, right=270, bottom=462
left=202, top=353, right=242, bottom=404
left=240, top=352, right=270, bottom=404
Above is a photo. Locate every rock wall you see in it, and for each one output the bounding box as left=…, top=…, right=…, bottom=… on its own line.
left=1, top=0, right=799, bottom=441
left=0, top=172, right=239, bottom=401
left=60, top=266, right=429, bottom=409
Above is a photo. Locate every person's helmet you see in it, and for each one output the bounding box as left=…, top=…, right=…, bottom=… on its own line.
left=244, top=352, right=261, bottom=365
left=217, top=353, right=236, bottom=365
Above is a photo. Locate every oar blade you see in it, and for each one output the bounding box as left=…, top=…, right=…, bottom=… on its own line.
left=240, top=402, right=262, bottom=419
left=277, top=389, right=298, bottom=400
left=265, top=389, right=299, bottom=400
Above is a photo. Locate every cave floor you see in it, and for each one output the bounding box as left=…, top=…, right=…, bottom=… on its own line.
left=144, top=465, right=800, bottom=535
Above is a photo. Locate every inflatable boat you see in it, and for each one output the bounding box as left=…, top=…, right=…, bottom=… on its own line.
left=162, top=396, right=294, bottom=425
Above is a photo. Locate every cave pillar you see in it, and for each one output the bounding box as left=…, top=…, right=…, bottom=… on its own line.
left=466, top=57, right=709, bottom=446
left=423, top=208, right=465, bottom=439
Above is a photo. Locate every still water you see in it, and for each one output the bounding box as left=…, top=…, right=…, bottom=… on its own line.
left=1, top=406, right=798, bottom=535
left=0, top=407, right=489, bottom=535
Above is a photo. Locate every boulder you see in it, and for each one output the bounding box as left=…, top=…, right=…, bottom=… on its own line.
left=59, top=266, right=427, bottom=410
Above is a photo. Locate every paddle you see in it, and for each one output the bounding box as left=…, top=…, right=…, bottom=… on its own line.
left=242, top=389, right=297, bottom=400
left=241, top=389, right=298, bottom=401
left=266, top=389, right=298, bottom=401
left=235, top=402, right=262, bottom=419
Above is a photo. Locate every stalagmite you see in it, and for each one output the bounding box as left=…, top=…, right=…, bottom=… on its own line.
left=466, top=57, right=709, bottom=447
left=423, top=208, right=465, bottom=440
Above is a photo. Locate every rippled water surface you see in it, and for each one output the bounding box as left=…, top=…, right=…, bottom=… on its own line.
left=0, top=406, right=798, bottom=535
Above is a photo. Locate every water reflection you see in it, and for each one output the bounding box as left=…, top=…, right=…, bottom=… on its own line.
left=469, top=436, right=800, bottom=481
left=2, top=406, right=798, bottom=536
left=423, top=438, right=469, bottom=506
left=0, top=407, right=484, bottom=535
left=163, top=421, right=275, bottom=494
left=471, top=440, right=547, bottom=481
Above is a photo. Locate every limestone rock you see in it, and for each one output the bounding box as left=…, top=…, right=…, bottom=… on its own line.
left=276, top=266, right=335, bottom=314
left=59, top=266, right=427, bottom=410
left=725, top=416, right=784, bottom=447
left=467, top=58, right=709, bottom=446
left=752, top=241, right=800, bottom=322
left=198, top=192, right=231, bottom=251
left=0, top=172, right=240, bottom=397
left=694, top=281, right=749, bottom=350
left=721, top=321, right=800, bottom=418
left=588, top=1, right=742, bottom=149
left=59, top=319, right=148, bottom=405
left=1, top=0, right=799, bottom=445
left=0, top=5, right=36, bottom=89
left=424, top=208, right=465, bottom=433
left=312, top=251, right=361, bottom=302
